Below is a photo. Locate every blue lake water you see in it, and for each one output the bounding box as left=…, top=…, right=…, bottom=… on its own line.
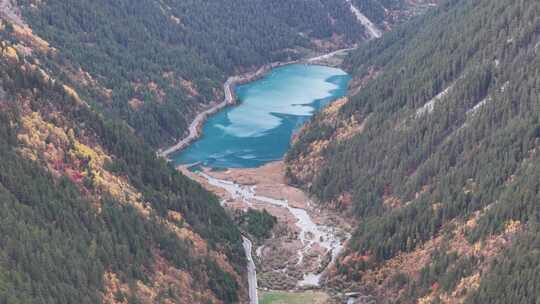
left=172, top=64, right=350, bottom=168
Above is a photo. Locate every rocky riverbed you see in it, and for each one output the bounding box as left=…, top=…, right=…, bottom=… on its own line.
left=179, top=161, right=352, bottom=290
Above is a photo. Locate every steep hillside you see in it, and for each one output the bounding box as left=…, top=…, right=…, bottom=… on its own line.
left=0, top=0, right=419, bottom=302
left=287, top=0, right=540, bottom=302
left=13, top=0, right=428, bottom=149
left=15, top=0, right=366, bottom=147
left=351, top=0, right=437, bottom=28
left=0, top=19, right=245, bottom=303
left=0, top=0, right=475, bottom=302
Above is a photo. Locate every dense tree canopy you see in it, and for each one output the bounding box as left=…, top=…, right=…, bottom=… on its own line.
left=0, top=0, right=408, bottom=301
left=288, top=0, right=540, bottom=301
left=19, top=0, right=366, bottom=147
left=0, top=26, right=243, bottom=301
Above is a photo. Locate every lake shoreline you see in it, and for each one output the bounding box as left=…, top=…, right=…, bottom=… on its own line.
left=167, top=47, right=355, bottom=304
left=157, top=46, right=355, bottom=159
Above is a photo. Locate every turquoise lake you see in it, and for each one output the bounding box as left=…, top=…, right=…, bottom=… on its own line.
left=172, top=64, right=351, bottom=168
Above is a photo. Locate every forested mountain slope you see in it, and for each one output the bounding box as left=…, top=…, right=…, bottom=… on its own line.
left=0, top=0, right=438, bottom=302
left=14, top=0, right=429, bottom=148
left=287, top=0, right=540, bottom=302
left=0, top=20, right=245, bottom=303
left=15, top=0, right=367, bottom=147
left=0, top=0, right=427, bottom=302
left=351, top=0, right=436, bottom=27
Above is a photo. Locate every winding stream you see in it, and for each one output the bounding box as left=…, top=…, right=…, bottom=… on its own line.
left=202, top=172, right=349, bottom=287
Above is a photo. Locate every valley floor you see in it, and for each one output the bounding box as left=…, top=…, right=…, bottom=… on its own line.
left=179, top=162, right=353, bottom=301
left=259, top=290, right=331, bottom=304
